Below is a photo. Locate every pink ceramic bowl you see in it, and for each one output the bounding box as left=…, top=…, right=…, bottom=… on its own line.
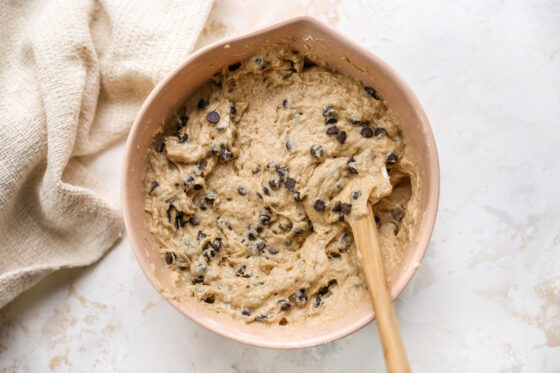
left=122, top=16, right=439, bottom=349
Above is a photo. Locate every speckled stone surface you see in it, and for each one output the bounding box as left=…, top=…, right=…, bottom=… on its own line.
left=1, top=1, right=559, bottom=372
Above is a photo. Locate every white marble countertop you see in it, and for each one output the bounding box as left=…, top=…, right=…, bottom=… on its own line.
left=1, top=1, right=559, bottom=372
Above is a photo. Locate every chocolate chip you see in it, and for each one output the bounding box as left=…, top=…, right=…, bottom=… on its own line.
left=280, top=300, right=292, bottom=311
left=229, top=105, right=237, bottom=115
left=197, top=98, right=209, bottom=109
left=313, top=294, right=323, bottom=307
left=325, top=115, right=338, bottom=125
left=176, top=132, right=188, bottom=143
left=347, top=162, right=358, bottom=174
left=255, top=57, right=266, bottom=70
left=236, top=265, right=246, bottom=277
left=220, top=148, right=233, bottom=162
left=338, top=213, right=345, bottom=222
left=210, top=143, right=220, bottom=155
left=256, top=314, right=268, bottom=320
left=165, top=251, right=176, bottom=265
left=149, top=181, right=159, bottom=194
left=189, top=216, right=200, bottom=225
left=313, top=199, right=326, bottom=212
left=202, top=246, right=216, bottom=262
left=292, top=289, right=308, bottom=306
left=386, top=152, right=398, bottom=165
left=318, top=285, right=330, bottom=295
left=374, top=127, right=387, bottom=136
left=276, top=166, right=289, bottom=178
left=323, top=105, right=334, bottom=116
left=255, top=225, right=263, bottom=233
left=282, top=99, right=288, bottom=109
left=256, top=241, right=265, bottom=251
left=179, top=115, right=189, bottom=127
left=252, top=166, right=261, bottom=174
left=364, top=86, right=380, bottom=100
left=341, top=203, right=352, bottom=215
left=156, top=142, right=165, bottom=153
left=294, top=192, right=302, bottom=201
left=204, top=295, right=215, bottom=304
left=326, top=126, right=339, bottom=135
left=228, top=62, right=241, bottom=71
left=193, top=184, right=203, bottom=190
left=199, top=203, right=207, bottom=210
left=310, top=144, right=323, bottom=157
left=391, top=209, right=404, bottom=221
left=237, top=186, right=247, bottom=196
left=336, top=130, right=347, bottom=144
left=197, top=230, right=207, bottom=240
left=332, top=201, right=342, bottom=212
left=350, top=119, right=369, bottom=126
left=177, top=212, right=188, bottom=230
left=256, top=192, right=263, bottom=199
left=279, top=220, right=293, bottom=232
left=360, top=127, right=374, bottom=138
left=205, top=192, right=216, bottom=204
left=262, top=186, right=270, bottom=196
left=269, top=179, right=279, bottom=190
left=207, top=111, right=220, bottom=124
left=247, top=228, right=256, bottom=241
left=185, top=175, right=195, bottom=185
left=192, top=276, right=204, bottom=284
left=266, top=247, right=278, bottom=255
left=241, top=308, right=251, bottom=316
left=285, top=177, right=296, bottom=191
left=375, top=215, right=381, bottom=227
left=260, top=214, right=271, bottom=225
left=279, top=318, right=288, bottom=326
left=351, top=190, right=361, bottom=200
left=211, top=238, right=222, bottom=251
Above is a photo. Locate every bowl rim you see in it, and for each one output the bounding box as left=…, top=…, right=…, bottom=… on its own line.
left=122, top=15, right=440, bottom=349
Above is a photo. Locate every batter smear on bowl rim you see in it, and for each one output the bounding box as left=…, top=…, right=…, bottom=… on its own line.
left=144, top=48, right=419, bottom=326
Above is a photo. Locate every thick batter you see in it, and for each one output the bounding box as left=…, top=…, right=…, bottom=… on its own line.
left=144, top=48, right=419, bottom=326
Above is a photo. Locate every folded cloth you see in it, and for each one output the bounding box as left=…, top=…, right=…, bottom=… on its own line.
left=0, top=0, right=213, bottom=308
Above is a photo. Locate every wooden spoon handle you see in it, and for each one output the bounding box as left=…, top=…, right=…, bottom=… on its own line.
left=351, top=204, right=411, bottom=373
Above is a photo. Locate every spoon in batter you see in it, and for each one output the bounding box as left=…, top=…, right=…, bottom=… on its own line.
left=349, top=177, right=411, bottom=373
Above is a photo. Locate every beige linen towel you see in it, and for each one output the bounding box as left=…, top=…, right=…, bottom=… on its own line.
left=0, top=0, right=213, bottom=308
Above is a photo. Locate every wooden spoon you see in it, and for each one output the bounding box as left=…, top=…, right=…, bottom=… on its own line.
left=350, top=203, right=411, bottom=373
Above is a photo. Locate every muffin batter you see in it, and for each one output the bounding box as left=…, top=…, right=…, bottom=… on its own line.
left=144, top=48, right=419, bottom=326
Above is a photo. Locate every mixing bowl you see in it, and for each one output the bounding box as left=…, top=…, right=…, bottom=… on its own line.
left=122, top=15, right=439, bottom=349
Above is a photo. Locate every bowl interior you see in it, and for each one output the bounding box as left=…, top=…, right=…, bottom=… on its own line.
left=122, top=16, right=439, bottom=349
